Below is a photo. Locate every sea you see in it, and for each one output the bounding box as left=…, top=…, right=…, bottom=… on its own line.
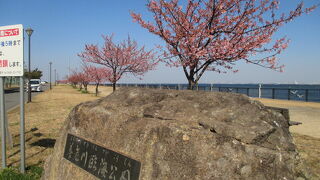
left=113, top=83, right=320, bottom=103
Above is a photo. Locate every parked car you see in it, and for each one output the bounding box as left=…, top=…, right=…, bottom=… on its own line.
left=27, top=79, right=43, bottom=92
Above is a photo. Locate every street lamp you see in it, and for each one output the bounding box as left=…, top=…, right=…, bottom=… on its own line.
left=49, top=62, right=52, bottom=90
left=54, top=69, right=56, bottom=86
left=25, top=28, right=34, bottom=103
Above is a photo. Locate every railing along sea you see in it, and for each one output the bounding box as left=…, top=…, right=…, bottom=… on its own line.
left=103, top=83, right=320, bottom=103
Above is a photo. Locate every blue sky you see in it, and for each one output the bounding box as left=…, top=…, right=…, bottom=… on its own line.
left=1, top=0, right=320, bottom=84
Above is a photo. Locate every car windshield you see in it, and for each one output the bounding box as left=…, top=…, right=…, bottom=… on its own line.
left=30, top=81, right=40, bottom=85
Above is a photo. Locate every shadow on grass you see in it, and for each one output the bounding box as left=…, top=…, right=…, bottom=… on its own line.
left=8, top=149, right=20, bottom=158
left=30, top=138, right=56, bottom=148
left=30, top=128, right=38, bottom=132
left=8, top=138, right=55, bottom=164
left=13, top=127, right=39, bottom=138
left=8, top=148, right=48, bottom=167
left=33, top=133, right=43, bottom=137
left=13, top=137, right=33, bottom=148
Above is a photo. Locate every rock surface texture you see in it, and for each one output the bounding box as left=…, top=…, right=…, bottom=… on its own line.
left=43, top=88, right=301, bottom=180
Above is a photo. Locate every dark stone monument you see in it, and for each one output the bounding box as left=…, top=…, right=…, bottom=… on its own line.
left=42, top=88, right=305, bottom=180
left=63, top=133, right=140, bottom=180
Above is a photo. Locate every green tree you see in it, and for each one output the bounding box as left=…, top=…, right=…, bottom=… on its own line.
left=24, top=68, right=43, bottom=79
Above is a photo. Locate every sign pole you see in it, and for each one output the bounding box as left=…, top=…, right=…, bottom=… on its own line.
left=19, top=76, right=25, bottom=173
left=20, top=26, right=26, bottom=173
left=0, top=77, right=6, bottom=169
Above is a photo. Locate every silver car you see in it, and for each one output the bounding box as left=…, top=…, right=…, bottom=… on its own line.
left=28, top=79, right=43, bottom=92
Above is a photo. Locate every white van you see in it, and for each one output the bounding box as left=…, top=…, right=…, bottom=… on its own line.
left=28, top=79, right=43, bottom=92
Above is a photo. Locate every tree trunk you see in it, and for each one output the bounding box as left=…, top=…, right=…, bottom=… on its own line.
left=112, top=71, right=117, bottom=92
left=9, top=77, right=13, bottom=88
left=84, top=84, right=88, bottom=92
left=112, top=82, right=116, bottom=92
left=95, top=83, right=99, bottom=96
left=188, top=78, right=196, bottom=90
left=5, top=77, right=8, bottom=88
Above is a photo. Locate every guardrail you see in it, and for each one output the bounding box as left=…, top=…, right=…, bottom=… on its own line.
left=104, top=83, right=320, bottom=102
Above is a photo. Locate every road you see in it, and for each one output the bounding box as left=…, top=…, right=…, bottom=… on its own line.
left=4, top=85, right=48, bottom=111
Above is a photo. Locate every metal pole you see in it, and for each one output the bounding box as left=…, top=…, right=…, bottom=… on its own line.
left=49, top=62, right=52, bottom=90
left=272, top=88, right=275, bottom=99
left=19, top=77, right=25, bottom=173
left=4, top=113, right=13, bottom=149
left=68, top=59, right=70, bottom=78
left=27, top=35, right=32, bottom=103
left=0, top=77, right=6, bottom=168
left=54, top=69, right=56, bottom=86
left=258, top=84, right=262, bottom=98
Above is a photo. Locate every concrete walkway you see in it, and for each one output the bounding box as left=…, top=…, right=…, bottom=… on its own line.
left=253, top=98, right=320, bottom=138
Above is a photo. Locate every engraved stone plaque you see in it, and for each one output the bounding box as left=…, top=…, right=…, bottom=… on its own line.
left=64, top=133, right=141, bottom=180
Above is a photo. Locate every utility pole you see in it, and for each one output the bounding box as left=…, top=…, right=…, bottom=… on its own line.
left=57, top=73, right=59, bottom=85
left=49, top=62, right=52, bottom=90
left=69, top=59, right=70, bottom=78
left=54, top=69, right=56, bottom=86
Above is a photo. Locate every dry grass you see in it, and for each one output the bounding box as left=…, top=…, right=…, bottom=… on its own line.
left=292, top=133, right=320, bottom=179
left=253, top=97, right=320, bottom=108
left=86, top=84, right=114, bottom=97
left=3, top=85, right=112, bottom=168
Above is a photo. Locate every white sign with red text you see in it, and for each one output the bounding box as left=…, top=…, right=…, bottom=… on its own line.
left=0, top=24, right=24, bottom=76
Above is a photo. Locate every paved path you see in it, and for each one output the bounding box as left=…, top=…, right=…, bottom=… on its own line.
left=4, top=85, right=48, bottom=111
left=253, top=98, right=320, bottom=138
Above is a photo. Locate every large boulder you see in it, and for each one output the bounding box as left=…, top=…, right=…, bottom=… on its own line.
left=42, top=88, right=301, bottom=180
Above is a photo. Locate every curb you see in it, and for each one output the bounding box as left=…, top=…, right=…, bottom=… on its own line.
left=7, top=104, right=20, bottom=113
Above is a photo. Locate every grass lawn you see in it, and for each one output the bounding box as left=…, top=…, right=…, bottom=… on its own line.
left=2, top=85, right=112, bottom=170
left=292, top=133, right=320, bottom=179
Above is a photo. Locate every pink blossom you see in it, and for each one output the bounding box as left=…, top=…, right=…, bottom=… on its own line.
left=131, top=0, right=316, bottom=89
left=79, top=35, right=158, bottom=91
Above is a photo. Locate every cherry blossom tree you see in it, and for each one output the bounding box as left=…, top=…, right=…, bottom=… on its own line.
left=67, top=72, right=81, bottom=88
left=78, top=70, right=91, bottom=92
left=79, top=35, right=158, bottom=92
left=83, top=64, right=111, bottom=96
left=131, top=0, right=317, bottom=89
left=57, top=79, right=68, bottom=84
left=68, top=69, right=90, bottom=92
